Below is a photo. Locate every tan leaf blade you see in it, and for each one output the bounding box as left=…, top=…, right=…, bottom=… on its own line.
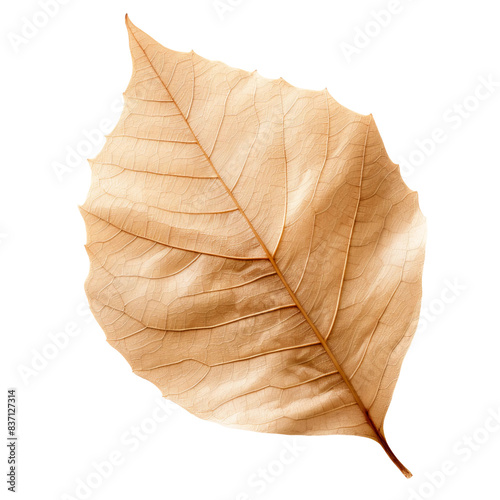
left=81, top=15, right=426, bottom=477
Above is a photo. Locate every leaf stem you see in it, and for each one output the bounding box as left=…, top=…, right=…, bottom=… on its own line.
left=376, top=430, right=412, bottom=478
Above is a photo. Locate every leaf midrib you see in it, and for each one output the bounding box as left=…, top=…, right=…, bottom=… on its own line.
left=126, top=22, right=407, bottom=470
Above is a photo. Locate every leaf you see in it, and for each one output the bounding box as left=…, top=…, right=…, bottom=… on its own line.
left=81, top=15, right=426, bottom=477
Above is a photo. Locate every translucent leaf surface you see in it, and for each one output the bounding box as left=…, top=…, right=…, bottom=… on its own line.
left=81, top=16, right=426, bottom=477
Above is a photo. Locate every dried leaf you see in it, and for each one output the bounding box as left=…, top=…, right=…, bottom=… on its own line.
left=81, top=15, right=426, bottom=477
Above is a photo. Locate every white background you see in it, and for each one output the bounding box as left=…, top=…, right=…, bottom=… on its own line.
left=2, top=1, right=500, bottom=499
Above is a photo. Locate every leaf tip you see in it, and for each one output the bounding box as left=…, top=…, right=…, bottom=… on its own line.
left=125, top=13, right=138, bottom=33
